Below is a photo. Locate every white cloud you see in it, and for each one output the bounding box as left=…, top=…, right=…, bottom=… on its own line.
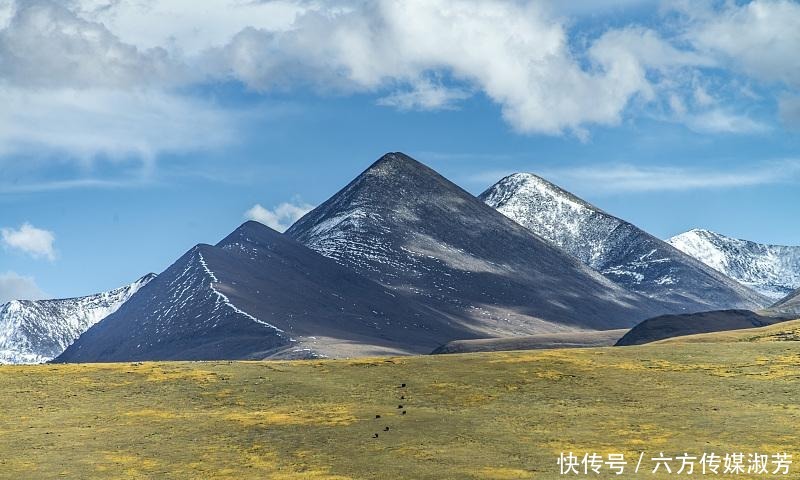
left=0, top=0, right=14, bottom=29
left=693, top=86, right=714, bottom=107
left=0, top=1, right=177, bottom=89
left=779, top=95, right=800, bottom=130
left=0, top=0, right=797, bottom=165
left=0, top=177, right=142, bottom=194
left=0, top=0, right=235, bottom=162
left=683, top=0, right=800, bottom=87
left=682, top=109, right=770, bottom=134
left=245, top=201, right=314, bottom=232
left=0, top=271, right=46, bottom=303
left=211, top=1, right=698, bottom=136
left=206, top=2, right=776, bottom=137
left=668, top=94, right=687, bottom=116
left=0, top=87, right=235, bottom=161
left=590, top=27, right=712, bottom=72
left=76, top=0, right=306, bottom=56
left=590, top=27, right=773, bottom=135
left=377, top=79, right=470, bottom=111
left=1, top=223, right=57, bottom=260
left=536, top=160, right=800, bottom=194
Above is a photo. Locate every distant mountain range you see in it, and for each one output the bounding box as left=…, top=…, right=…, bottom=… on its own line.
left=668, top=229, right=800, bottom=300
left=59, top=153, right=669, bottom=362
left=43, top=152, right=795, bottom=362
left=0, top=274, right=154, bottom=364
left=480, top=173, right=769, bottom=312
left=56, top=221, right=467, bottom=362
left=286, top=153, right=664, bottom=333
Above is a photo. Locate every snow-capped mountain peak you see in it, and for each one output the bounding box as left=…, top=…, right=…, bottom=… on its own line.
left=483, top=173, right=601, bottom=216
left=480, top=173, right=616, bottom=267
left=667, top=229, right=800, bottom=300
left=0, top=273, right=155, bottom=364
left=480, top=173, right=770, bottom=312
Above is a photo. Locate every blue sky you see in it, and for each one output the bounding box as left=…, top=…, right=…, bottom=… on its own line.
left=1, top=0, right=799, bottom=301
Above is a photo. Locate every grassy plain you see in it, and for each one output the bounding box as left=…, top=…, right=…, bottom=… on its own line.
left=657, top=318, right=800, bottom=344
left=1, top=342, right=799, bottom=479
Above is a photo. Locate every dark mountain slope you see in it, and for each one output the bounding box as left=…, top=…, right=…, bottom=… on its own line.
left=615, top=310, right=783, bottom=346
left=55, top=222, right=467, bottom=362
left=287, top=152, right=664, bottom=334
left=616, top=290, right=800, bottom=347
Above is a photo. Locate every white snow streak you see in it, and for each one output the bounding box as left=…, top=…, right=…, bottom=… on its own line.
left=196, top=251, right=284, bottom=333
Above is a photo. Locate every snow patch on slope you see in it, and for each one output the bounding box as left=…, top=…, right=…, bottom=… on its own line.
left=196, top=250, right=284, bottom=333
left=482, top=173, right=673, bottom=288
left=668, top=229, right=800, bottom=300
left=481, top=173, right=769, bottom=311
left=481, top=173, right=616, bottom=267
left=0, top=274, right=155, bottom=364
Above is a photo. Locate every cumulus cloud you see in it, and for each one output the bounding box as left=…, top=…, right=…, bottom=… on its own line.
left=201, top=0, right=796, bottom=136
left=1, top=223, right=57, bottom=260
left=0, top=1, right=177, bottom=89
left=0, top=0, right=235, bottom=162
left=0, top=271, right=46, bottom=303
left=682, top=0, right=800, bottom=87
left=0, top=0, right=797, bottom=165
left=76, top=0, right=305, bottom=55
left=590, top=27, right=712, bottom=72
left=245, top=201, right=314, bottom=232
left=216, top=1, right=691, bottom=137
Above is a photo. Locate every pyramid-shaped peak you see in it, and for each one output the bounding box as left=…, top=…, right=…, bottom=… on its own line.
left=360, top=152, right=440, bottom=179
left=481, top=171, right=601, bottom=214
left=504, top=172, right=547, bottom=182
left=496, top=172, right=568, bottom=194
left=216, top=220, right=286, bottom=248
left=686, top=228, right=716, bottom=236
left=286, top=151, right=666, bottom=333
left=672, top=229, right=756, bottom=246
left=286, top=151, right=469, bottom=221
left=136, top=273, right=158, bottom=284
left=371, top=151, right=421, bottom=167
left=238, top=220, right=281, bottom=234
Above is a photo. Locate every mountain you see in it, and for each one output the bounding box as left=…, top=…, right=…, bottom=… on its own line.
left=432, top=329, right=628, bottom=355
left=480, top=173, right=769, bottom=313
left=0, top=274, right=155, bottom=364
left=615, top=287, right=800, bottom=346
left=286, top=152, right=664, bottom=335
left=667, top=229, right=800, bottom=300
left=55, top=221, right=470, bottom=362
left=616, top=286, right=800, bottom=346
left=615, top=310, right=782, bottom=346
left=771, top=288, right=800, bottom=316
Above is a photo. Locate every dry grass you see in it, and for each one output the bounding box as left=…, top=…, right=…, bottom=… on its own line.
left=1, top=343, right=799, bottom=479
left=656, top=318, right=800, bottom=344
